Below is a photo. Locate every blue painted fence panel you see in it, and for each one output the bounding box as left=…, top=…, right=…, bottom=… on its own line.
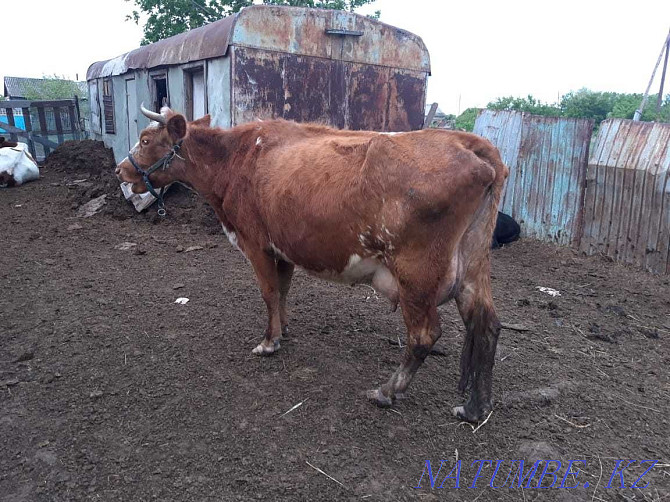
left=474, top=110, right=593, bottom=246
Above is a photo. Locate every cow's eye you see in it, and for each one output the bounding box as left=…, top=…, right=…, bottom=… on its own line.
left=141, top=139, right=149, bottom=146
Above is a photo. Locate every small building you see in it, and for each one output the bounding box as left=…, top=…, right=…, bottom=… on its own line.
left=86, top=5, right=431, bottom=162
left=4, top=76, right=86, bottom=101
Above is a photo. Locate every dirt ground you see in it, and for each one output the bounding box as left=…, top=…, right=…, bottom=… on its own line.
left=1, top=141, right=669, bottom=502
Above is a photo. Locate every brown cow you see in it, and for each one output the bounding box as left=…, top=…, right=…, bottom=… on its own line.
left=116, top=106, right=508, bottom=422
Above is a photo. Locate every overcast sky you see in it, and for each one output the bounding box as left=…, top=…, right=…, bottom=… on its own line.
left=3, top=0, right=670, bottom=115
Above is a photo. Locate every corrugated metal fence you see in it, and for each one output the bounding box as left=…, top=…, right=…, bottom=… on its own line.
left=474, top=110, right=593, bottom=246
left=580, top=119, right=670, bottom=274
left=474, top=111, right=670, bottom=274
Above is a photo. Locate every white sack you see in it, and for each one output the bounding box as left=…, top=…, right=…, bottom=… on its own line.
left=0, top=143, right=39, bottom=186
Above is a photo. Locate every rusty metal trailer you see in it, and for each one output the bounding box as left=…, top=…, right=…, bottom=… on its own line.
left=86, top=5, right=431, bottom=163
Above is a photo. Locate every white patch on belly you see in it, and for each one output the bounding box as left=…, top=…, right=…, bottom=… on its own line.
left=379, top=131, right=401, bottom=136
left=308, top=253, right=395, bottom=293
left=256, top=136, right=262, bottom=146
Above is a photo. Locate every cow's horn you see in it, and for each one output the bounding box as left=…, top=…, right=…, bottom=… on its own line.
left=140, top=102, right=166, bottom=124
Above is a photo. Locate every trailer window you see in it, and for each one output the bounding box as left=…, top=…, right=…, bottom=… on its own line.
left=102, top=78, right=115, bottom=134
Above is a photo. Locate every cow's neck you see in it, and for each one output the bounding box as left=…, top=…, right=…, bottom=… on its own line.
left=176, top=125, right=246, bottom=209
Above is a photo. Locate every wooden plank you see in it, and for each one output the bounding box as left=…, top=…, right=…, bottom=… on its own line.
left=29, top=134, right=60, bottom=150
left=53, top=107, right=64, bottom=144
left=30, top=99, right=75, bottom=107
left=37, top=105, right=51, bottom=156
left=423, top=102, right=438, bottom=129
left=1, top=100, right=32, bottom=108
left=0, top=121, right=25, bottom=135
left=5, top=108, right=18, bottom=142
left=21, top=107, right=36, bottom=159
left=67, top=104, right=80, bottom=140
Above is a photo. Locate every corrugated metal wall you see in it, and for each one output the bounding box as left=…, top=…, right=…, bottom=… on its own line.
left=580, top=119, right=670, bottom=274
left=474, top=110, right=593, bottom=246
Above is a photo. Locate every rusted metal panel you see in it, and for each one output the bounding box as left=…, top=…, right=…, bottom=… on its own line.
left=581, top=119, right=670, bottom=274
left=87, top=16, right=236, bottom=80
left=88, top=5, right=429, bottom=80
left=232, top=46, right=426, bottom=131
left=386, top=70, right=427, bottom=131
left=474, top=110, right=592, bottom=246
left=231, top=5, right=430, bottom=73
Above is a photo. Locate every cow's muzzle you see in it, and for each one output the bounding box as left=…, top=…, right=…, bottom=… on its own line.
left=125, top=141, right=183, bottom=217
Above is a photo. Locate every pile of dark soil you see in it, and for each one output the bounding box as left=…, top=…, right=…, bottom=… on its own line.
left=43, top=140, right=116, bottom=175
left=42, top=139, right=219, bottom=230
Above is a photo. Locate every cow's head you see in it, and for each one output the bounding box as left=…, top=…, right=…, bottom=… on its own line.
left=115, top=105, right=210, bottom=193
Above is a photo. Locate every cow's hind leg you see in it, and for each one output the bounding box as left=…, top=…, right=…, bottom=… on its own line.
left=277, top=259, right=294, bottom=337
left=453, top=264, right=501, bottom=422
left=368, top=294, right=441, bottom=407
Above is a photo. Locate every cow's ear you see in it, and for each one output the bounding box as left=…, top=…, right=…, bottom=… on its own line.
left=191, top=114, right=211, bottom=127
left=167, top=114, right=187, bottom=142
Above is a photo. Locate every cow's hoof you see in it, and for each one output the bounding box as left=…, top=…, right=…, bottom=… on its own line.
left=367, top=388, right=393, bottom=408
left=252, top=340, right=280, bottom=356
left=452, top=403, right=491, bottom=423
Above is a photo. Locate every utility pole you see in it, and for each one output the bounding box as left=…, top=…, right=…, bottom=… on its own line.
left=634, top=28, right=670, bottom=121
left=656, top=36, right=669, bottom=116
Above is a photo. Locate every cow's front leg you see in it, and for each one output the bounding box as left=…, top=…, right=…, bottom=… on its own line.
left=246, top=248, right=283, bottom=356
left=277, top=259, right=294, bottom=337
left=368, top=295, right=441, bottom=407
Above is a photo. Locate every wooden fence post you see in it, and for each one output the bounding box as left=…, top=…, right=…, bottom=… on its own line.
left=21, top=105, right=36, bottom=159
left=6, top=108, right=17, bottom=143
left=37, top=105, right=51, bottom=156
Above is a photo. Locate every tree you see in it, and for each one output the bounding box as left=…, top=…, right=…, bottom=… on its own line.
left=560, top=89, right=616, bottom=125
left=487, top=94, right=561, bottom=117
left=454, top=108, right=480, bottom=132
left=23, top=75, right=85, bottom=101
left=609, top=93, right=670, bottom=122
left=481, top=89, right=670, bottom=129
left=127, top=0, right=378, bottom=45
